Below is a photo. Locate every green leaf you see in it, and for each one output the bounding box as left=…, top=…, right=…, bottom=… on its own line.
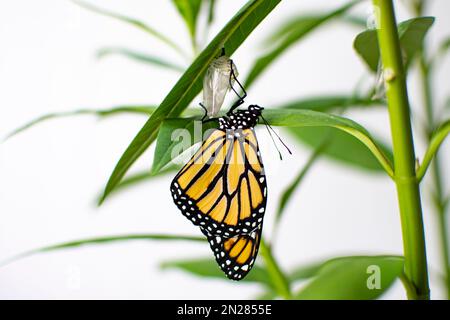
left=437, top=37, right=450, bottom=58
left=275, top=143, right=325, bottom=225
left=417, top=119, right=450, bottom=182
left=288, top=260, right=327, bottom=282
left=97, top=47, right=185, bottom=72
left=96, top=165, right=180, bottom=205
left=398, top=17, right=435, bottom=67
left=263, top=108, right=394, bottom=178
left=1, top=234, right=204, bottom=267
left=4, top=106, right=157, bottom=140
left=288, top=127, right=393, bottom=172
left=151, top=118, right=216, bottom=174
left=273, top=95, right=392, bottom=173
left=207, top=0, right=216, bottom=25
left=72, top=0, right=186, bottom=57
left=277, top=95, right=384, bottom=113
left=99, top=0, right=282, bottom=205
left=444, top=95, right=450, bottom=110
left=161, top=257, right=273, bottom=286
left=117, top=166, right=180, bottom=190
left=430, top=37, right=450, bottom=69
left=264, top=12, right=365, bottom=48
left=245, top=0, right=361, bottom=88
left=295, top=256, right=404, bottom=300
left=354, top=16, right=435, bottom=72
left=353, top=29, right=379, bottom=72
left=343, top=14, right=369, bottom=28
left=172, top=0, right=203, bottom=45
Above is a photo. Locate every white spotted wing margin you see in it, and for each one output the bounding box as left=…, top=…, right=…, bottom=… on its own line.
left=200, top=224, right=263, bottom=281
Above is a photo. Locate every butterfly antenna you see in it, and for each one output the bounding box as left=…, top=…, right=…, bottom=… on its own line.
left=260, top=115, right=283, bottom=160
left=260, top=114, right=292, bottom=159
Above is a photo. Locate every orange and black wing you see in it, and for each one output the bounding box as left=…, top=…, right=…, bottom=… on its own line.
left=171, top=128, right=266, bottom=237
left=200, top=224, right=262, bottom=280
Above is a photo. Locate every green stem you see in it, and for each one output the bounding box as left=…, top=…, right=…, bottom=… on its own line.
left=436, top=192, right=450, bottom=298
left=373, top=0, right=429, bottom=299
left=259, top=239, right=291, bottom=299
left=419, top=57, right=434, bottom=137
left=412, top=0, right=450, bottom=299
left=399, top=272, right=418, bottom=299
left=418, top=43, right=450, bottom=299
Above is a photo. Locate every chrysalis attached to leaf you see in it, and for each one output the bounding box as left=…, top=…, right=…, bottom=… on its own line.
left=202, top=55, right=238, bottom=118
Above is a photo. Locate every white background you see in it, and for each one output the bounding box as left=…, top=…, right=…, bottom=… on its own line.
left=0, top=0, right=449, bottom=299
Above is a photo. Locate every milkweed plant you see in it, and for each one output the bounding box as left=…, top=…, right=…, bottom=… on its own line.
left=3, top=0, right=450, bottom=300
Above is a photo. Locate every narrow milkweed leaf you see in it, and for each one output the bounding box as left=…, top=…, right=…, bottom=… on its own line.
left=97, top=47, right=185, bottom=72
left=263, top=11, right=365, bottom=48
left=429, top=36, right=450, bottom=69
left=171, top=0, right=203, bottom=48
left=417, top=119, right=450, bottom=182
left=275, top=142, right=326, bottom=226
left=273, top=95, right=392, bottom=173
left=95, top=165, right=181, bottom=205
left=72, top=0, right=186, bottom=57
left=445, top=96, right=450, bottom=110
left=99, top=0, right=282, bottom=205
left=294, top=256, right=404, bottom=300
left=343, top=14, right=368, bottom=28
left=438, top=37, right=450, bottom=55
left=207, top=0, right=216, bottom=25
left=288, top=127, right=393, bottom=172
left=1, top=234, right=204, bottom=267
left=262, top=108, right=394, bottom=178
left=288, top=260, right=327, bottom=282
left=116, top=166, right=180, bottom=190
left=151, top=118, right=217, bottom=175
left=276, top=95, right=384, bottom=113
left=433, top=37, right=450, bottom=65
left=245, top=0, right=361, bottom=88
left=262, top=15, right=330, bottom=47
left=160, top=257, right=273, bottom=286
left=443, top=194, right=450, bottom=212
left=354, top=16, right=435, bottom=72
left=4, top=106, right=157, bottom=140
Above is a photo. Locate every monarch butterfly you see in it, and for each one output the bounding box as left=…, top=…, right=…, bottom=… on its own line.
left=200, top=223, right=262, bottom=280
left=170, top=50, right=286, bottom=280
left=170, top=105, right=267, bottom=238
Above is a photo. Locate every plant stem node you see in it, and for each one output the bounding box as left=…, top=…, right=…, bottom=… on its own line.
left=384, top=68, right=396, bottom=82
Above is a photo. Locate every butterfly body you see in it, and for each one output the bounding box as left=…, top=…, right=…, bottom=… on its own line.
left=171, top=105, right=267, bottom=238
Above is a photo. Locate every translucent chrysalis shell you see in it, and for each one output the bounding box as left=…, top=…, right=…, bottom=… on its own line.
left=202, top=55, right=238, bottom=118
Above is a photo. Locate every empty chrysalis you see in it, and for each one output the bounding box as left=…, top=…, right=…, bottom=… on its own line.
left=372, top=60, right=386, bottom=100
left=201, top=53, right=238, bottom=118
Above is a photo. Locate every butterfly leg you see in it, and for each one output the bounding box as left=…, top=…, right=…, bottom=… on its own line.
left=227, top=59, right=247, bottom=115
left=199, top=102, right=208, bottom=121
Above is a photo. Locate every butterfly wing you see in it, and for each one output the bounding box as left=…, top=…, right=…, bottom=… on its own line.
left=200, top=224, right=263, bottom=281
left=171, top=128, right=267, bottom=237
